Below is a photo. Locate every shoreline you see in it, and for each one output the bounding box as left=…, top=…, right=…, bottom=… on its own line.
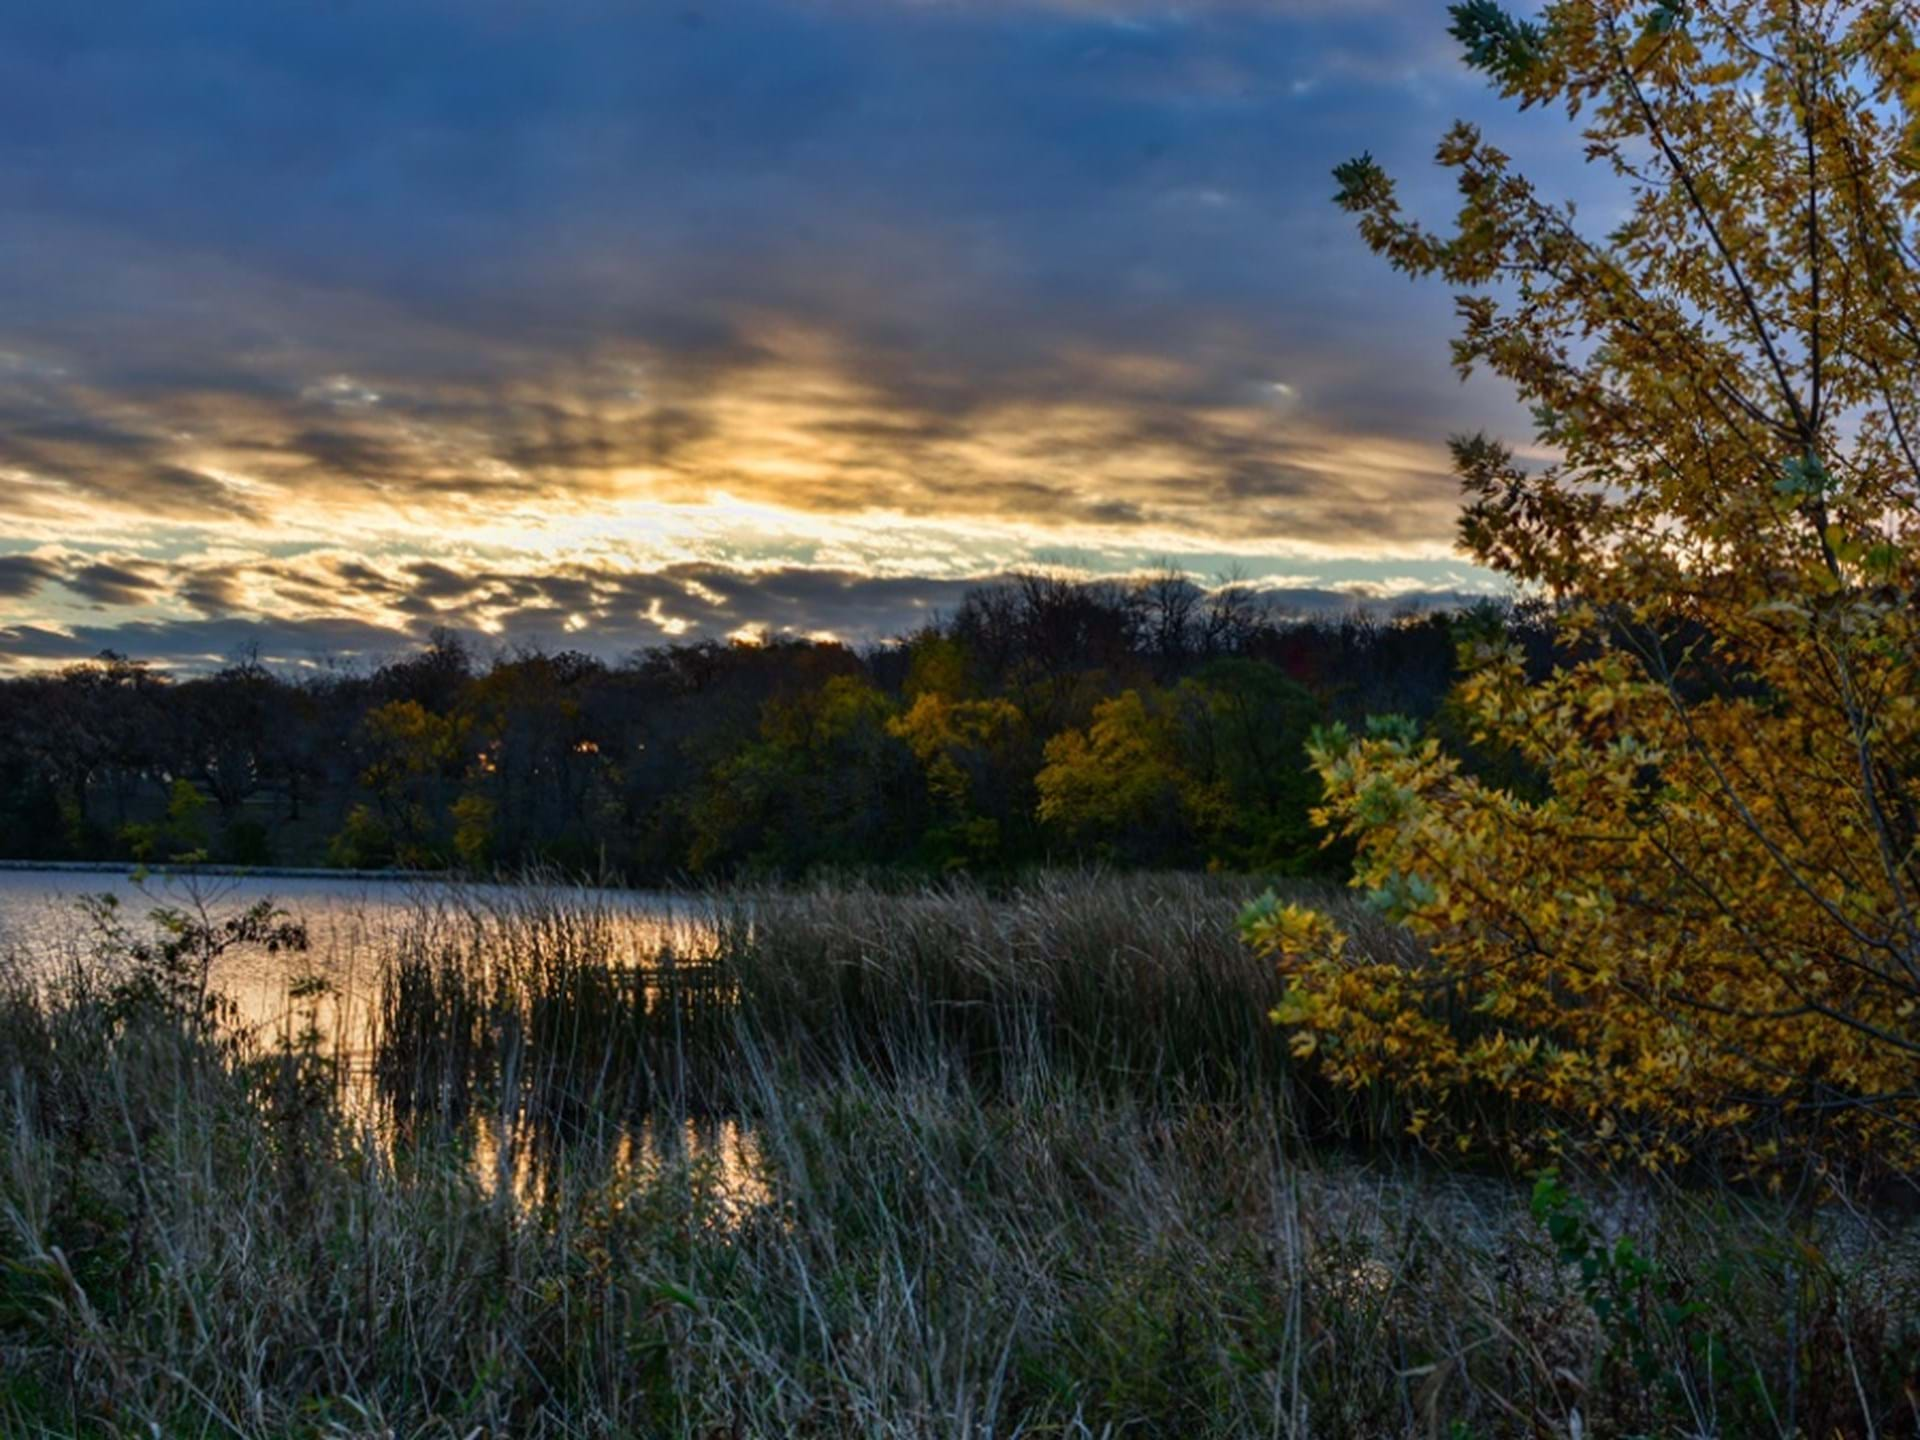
left=0, top=859, right=455, bottom=882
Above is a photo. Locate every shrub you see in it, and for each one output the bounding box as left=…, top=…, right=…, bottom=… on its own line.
left=1262, top=1, right=1920, bottom=1175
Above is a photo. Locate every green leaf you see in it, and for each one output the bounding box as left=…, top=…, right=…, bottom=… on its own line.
left=1332, top=153, right=1388, bottom=210
left=1646, top=0, right=1688, bottom=35
left=1448, top=1, right=1546, bottom=86
left=1774, top=452, right=1830, bottom=500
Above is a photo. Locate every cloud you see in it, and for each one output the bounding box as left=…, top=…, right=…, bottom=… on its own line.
left=61, top=560, right=166, bottom=607
left=0, top=617, right=410, bottom=670
left=0, top=553, right=60, bottom=599
left=0, top=313, right=1475, bottom=558
left=0, top=550, right=1497, bottom=671
left=0, top=0, right=1574, bottom=643
left=177, top=568, right=249, bottom=615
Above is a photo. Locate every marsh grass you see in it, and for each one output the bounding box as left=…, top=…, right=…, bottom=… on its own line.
left=3, top=874, right=1918, bottom=1437
left=369, top=874, right=1423, bottom=1146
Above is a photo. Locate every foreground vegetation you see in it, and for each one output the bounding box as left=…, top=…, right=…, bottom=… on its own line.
left=4, top=876, right=1918, bottom=1438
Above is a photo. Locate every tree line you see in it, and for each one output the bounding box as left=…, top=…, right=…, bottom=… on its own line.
left=0, top=574, right=1524, bottom=879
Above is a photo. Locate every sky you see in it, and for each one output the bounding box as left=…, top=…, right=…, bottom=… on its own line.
left=0, top=0, right=1576, bottom=670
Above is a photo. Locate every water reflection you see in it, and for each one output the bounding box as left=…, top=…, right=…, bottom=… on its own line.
left=0, top=868, right=757, bottom=1205
left=462, top=1111, right=768, bottom=1214
left=0, top=868, right=711, bottom=1046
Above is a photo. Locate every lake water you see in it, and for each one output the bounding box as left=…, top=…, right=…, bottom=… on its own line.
left=0, top=868, right=757, bottom=1200
left=0, top=868, right=709, bottom=1050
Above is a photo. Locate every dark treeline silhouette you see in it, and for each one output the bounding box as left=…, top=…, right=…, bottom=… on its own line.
left=0, top=574, right=1531, bottom=879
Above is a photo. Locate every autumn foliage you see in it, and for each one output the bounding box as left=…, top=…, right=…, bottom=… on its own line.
left=1248, top=0, right=1920, bottom=1172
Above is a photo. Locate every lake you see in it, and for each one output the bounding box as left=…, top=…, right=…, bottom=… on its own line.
left=0, top=867, right=756, bottom=1198
left=0, top=867, right=710, bottom=1051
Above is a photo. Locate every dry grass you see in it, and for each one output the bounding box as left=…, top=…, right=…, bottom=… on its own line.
left=2, top=875, right=1917, bottom=1437
left=369, top=873, right=1423, bottom=1138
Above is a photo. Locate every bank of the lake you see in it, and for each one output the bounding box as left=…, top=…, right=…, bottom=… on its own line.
left=0, top=860, right=454, bottom=878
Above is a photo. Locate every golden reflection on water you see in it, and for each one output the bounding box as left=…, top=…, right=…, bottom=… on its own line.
left=2, top=869, right=716, bottom=1040
left=2, top=871, right=762, bottom=1207
left=464, top=1112, right=769, bottom=1213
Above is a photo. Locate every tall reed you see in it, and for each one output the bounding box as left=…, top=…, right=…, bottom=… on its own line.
left=369, top=873, right=1423, bottom=1148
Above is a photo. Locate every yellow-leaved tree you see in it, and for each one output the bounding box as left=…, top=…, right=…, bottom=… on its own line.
left=1245, top=0, right=1920, bottom=1172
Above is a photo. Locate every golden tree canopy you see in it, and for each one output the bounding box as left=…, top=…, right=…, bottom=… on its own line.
left=1247, top=0, right=1920, bottom=1173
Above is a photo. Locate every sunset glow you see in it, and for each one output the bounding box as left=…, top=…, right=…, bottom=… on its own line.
left=0, top=0, right=1569, bottom=669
